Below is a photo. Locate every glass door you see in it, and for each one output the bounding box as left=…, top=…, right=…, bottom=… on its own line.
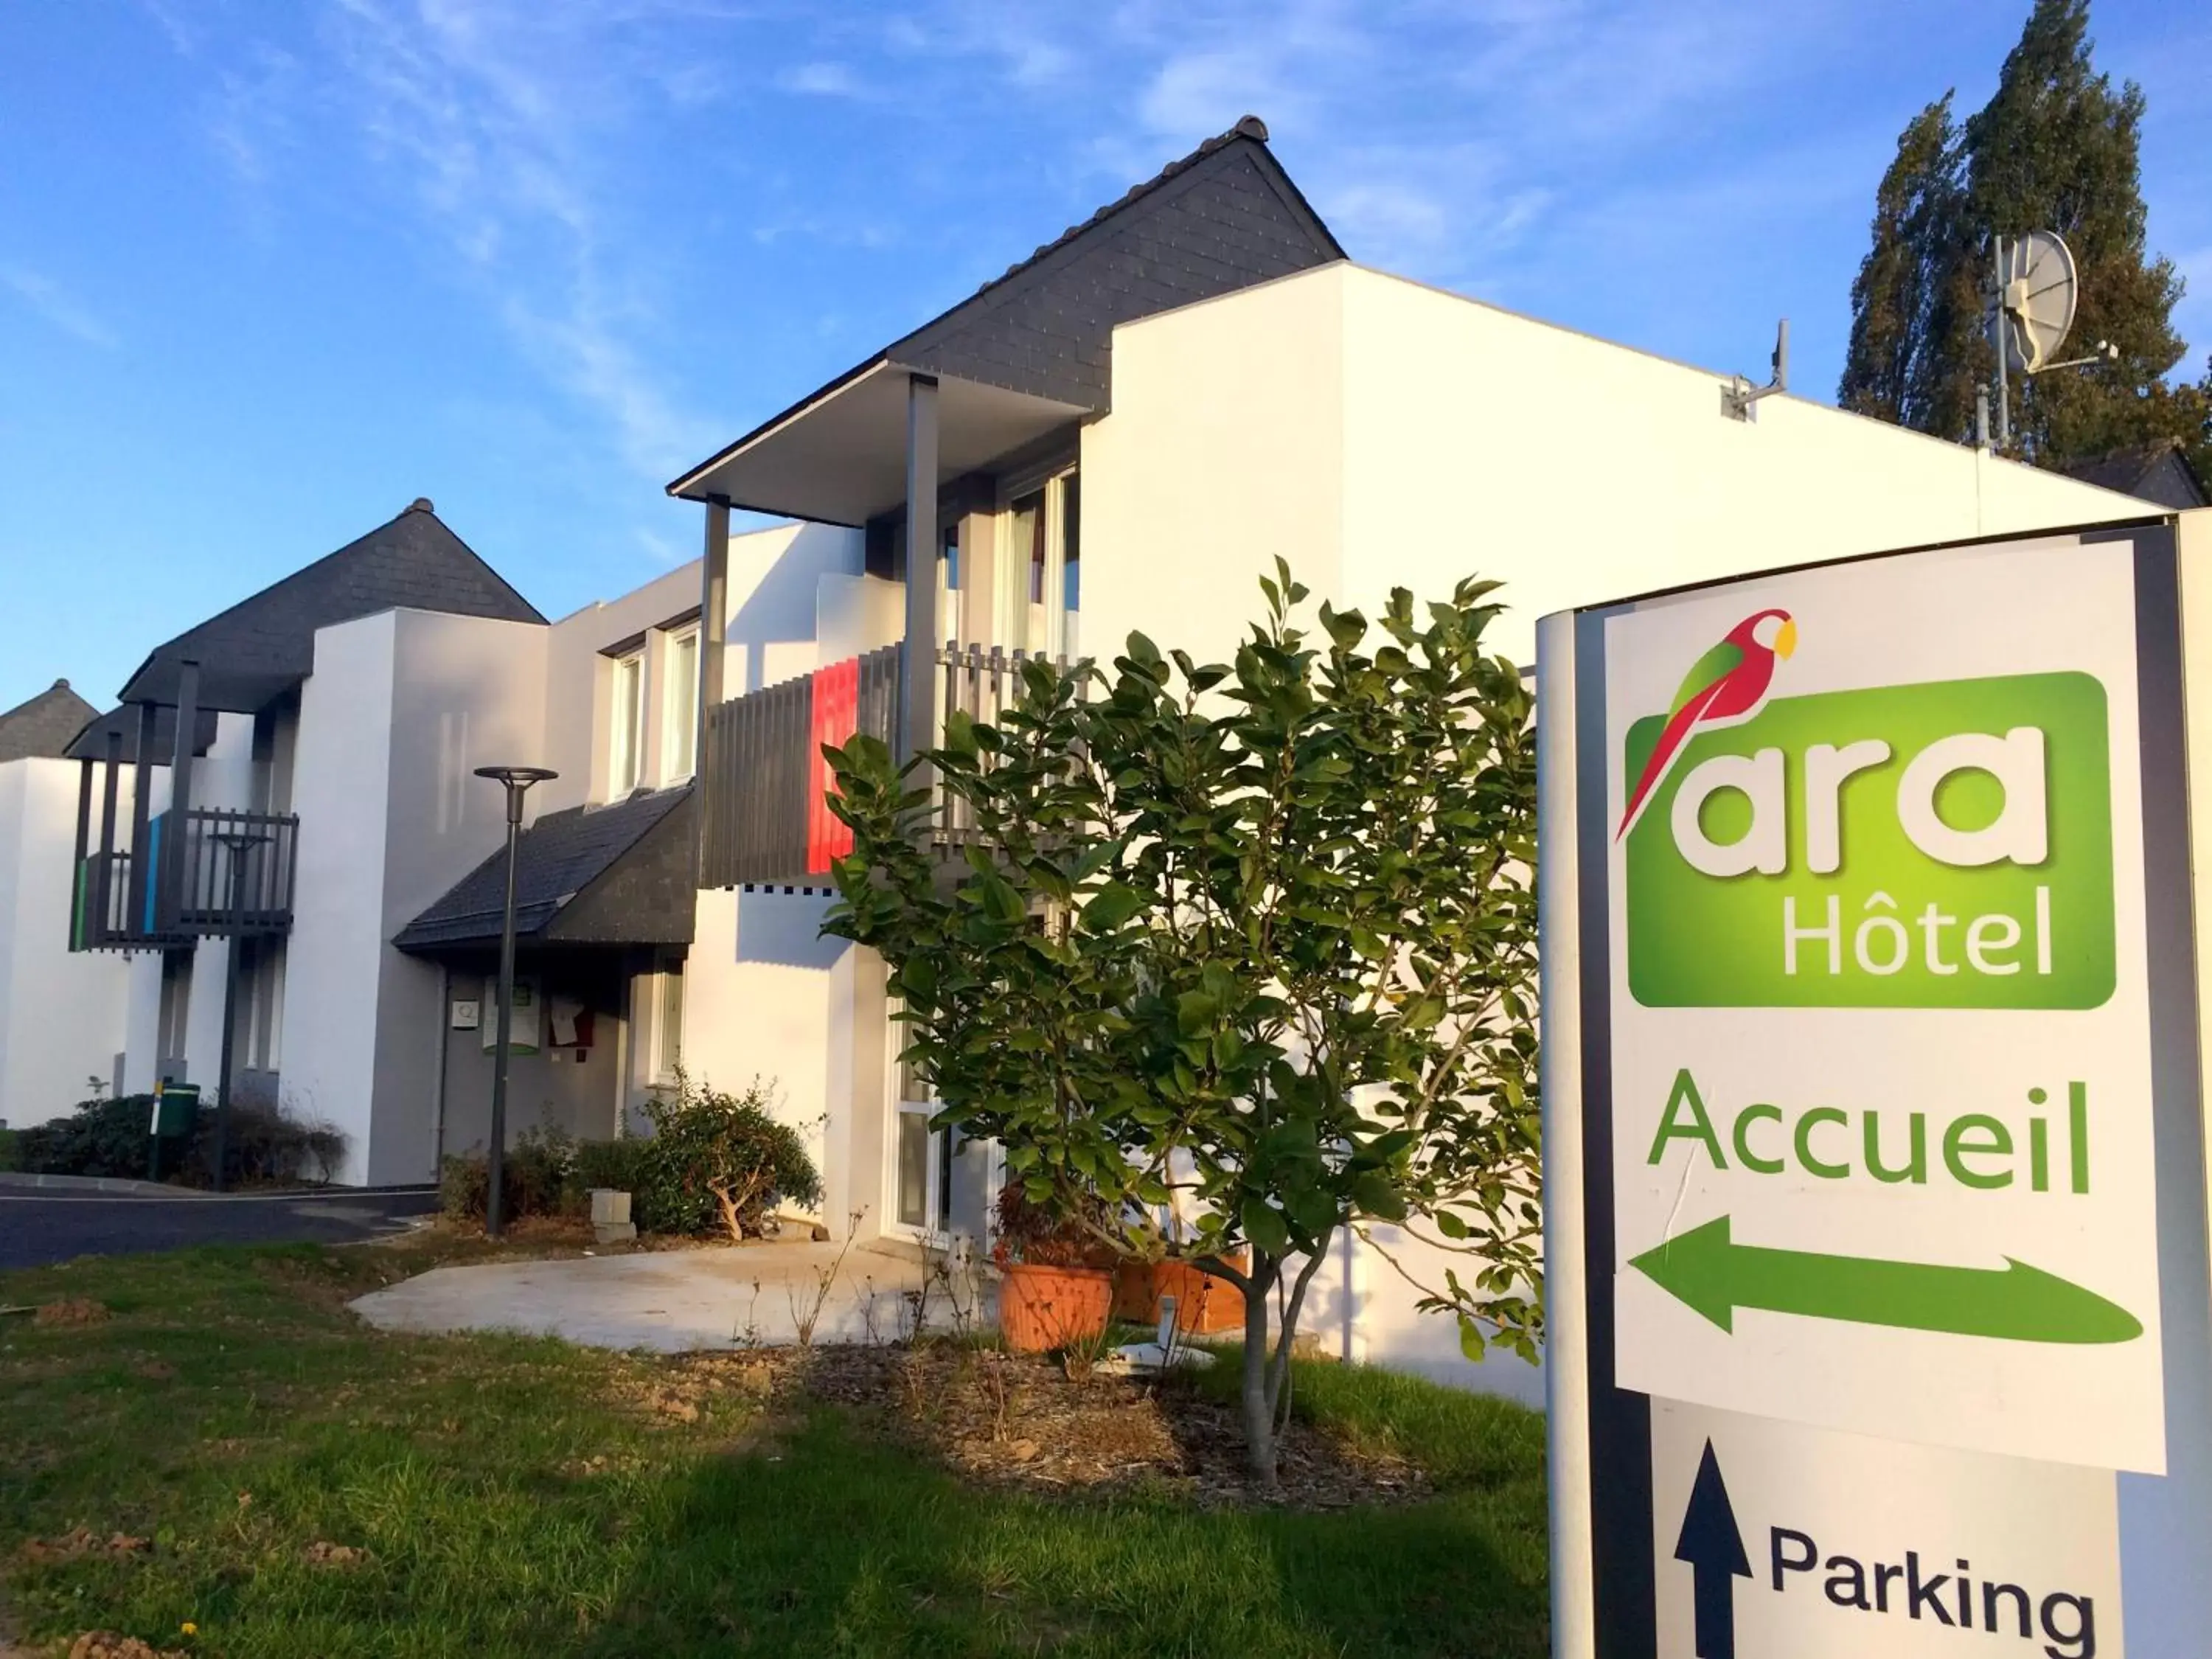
left=891, top=1046, right=951, bottom=1236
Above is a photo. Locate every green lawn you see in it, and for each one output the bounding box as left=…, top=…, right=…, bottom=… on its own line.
left=0, top=1242, right=1548, bottom=1658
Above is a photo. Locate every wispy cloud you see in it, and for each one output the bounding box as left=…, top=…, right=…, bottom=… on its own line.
left=0, top=265, right=119, bottom=349
left=316, top=0, right=715, bottom=483
left=778, top=60, right=865, bottom=98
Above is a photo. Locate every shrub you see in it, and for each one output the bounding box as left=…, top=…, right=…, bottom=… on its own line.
left=439, top=1124, right=573, bottom=1222
left=636, top=1073, right=820, bottom=1239
left=567, top=1136, right=653, bottom=1213
left=183, top=1101, right=346, bottom=1189
left=0, top=1127, right=21, bottom=1172
left=18, top=1095, right=347, bottom=1188
left=991, top=1178, right=1118, bottom=1269
left=18, top=1096, right=159, bottom=1179
left=439, top=1152, right=490, bottom=1221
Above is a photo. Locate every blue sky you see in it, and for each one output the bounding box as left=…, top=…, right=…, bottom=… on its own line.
left=3, top=0, right=2208, bottom=714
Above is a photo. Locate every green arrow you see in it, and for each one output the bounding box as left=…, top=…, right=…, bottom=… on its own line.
left=1630, top=1215, right=2142, bottom=1345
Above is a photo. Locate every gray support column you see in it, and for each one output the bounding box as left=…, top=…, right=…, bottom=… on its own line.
left=900, top=374, right=940, bottom=765
left=70, top=755, right=94, bottom=948
left=128, top=703, right=156, bottom=937
left=97, top=730, right=123, bottom=942
left=167, top=661, right=201, bottom=933
left=696, top=495, right=730, bottom=883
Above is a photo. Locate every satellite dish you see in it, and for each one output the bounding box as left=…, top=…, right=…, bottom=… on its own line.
left=1994, top=232, right=2077, bottom=374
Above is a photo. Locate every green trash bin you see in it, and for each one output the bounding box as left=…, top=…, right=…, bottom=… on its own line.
left=147, top=1083, right=201, bottom=1181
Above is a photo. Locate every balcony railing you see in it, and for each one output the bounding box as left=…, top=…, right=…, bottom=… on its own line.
left=698, top=641, right=1079, bottom=890
left=72, top=807, right=300, bottom=952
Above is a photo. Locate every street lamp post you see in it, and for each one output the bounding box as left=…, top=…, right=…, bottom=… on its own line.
left=210, top=827, right=271, bottom=1194
left=475, top=765, right=557, bottom=1238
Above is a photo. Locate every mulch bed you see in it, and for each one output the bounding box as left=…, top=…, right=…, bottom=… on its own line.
left=655, top=1343, right=1432, bottom=1510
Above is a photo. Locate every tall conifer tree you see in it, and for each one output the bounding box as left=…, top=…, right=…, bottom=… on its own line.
left=1839, top=0, right=2207, bottom=473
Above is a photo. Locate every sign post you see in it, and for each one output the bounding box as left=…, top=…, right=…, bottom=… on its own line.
left=1540, top=513, right=2212, bottom=1658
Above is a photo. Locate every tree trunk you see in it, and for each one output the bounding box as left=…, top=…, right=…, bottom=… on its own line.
left=1240, top=1264, right=1279, bottom=1486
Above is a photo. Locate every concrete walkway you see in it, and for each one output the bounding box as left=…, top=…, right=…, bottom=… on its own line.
left=350, top=1239, right=987, bottom=1352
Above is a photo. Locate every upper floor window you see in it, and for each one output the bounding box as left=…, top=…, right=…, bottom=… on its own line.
left=610, top=649, right=645, bottom=796
left=1061, top=471, right=1081, bottom=616
left=664, top=627, right=700, bottom=782
left=1011, top=489, right=1046, bottom=606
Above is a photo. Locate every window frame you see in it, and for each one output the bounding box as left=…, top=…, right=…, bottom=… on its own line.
left=608, top=647, right=647, bottom=797
left=652, top=966, right=685, bottom=1085
left=662, top=625, right=701, bottom=784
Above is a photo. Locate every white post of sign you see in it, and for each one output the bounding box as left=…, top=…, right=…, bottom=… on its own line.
left=1537, top=608, right=1596, bottom=1659
left=1539, top=511, right=2212, bottom=1659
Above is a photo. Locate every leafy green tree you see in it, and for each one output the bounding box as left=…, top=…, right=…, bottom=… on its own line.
left=823, top=568, right=1542, bottom=1484
left=1839, top=0, right=2208, bottom=467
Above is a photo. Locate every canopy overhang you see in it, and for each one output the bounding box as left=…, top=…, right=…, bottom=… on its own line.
left=667, top=361, right=1090, bottom=525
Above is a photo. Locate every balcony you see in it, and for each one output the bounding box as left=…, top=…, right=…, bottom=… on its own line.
left=72, top=806, right=300, bottom=953
left=698, top=641, right=1077, bottom=890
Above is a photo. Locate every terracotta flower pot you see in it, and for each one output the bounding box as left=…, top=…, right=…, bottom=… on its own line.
left=1111, top=1253, right=1247, bottom=1335
left=997, top=1262, right=1115, bottom=1352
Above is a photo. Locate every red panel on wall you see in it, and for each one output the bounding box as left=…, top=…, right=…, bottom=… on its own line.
left=807, top=657, right=861, bottom=874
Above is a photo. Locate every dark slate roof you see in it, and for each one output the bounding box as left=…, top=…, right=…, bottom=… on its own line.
left=63, top=702, right=220, bottom=765
left=670, top=115, right=1344, bottom=498
left=2059, top=441, right=2209, bottom=511
left=394, top=785, right=697, bottom=953
left=117, top=499, right=546, bottom=714
left=0, top=680, right=102, bottom=764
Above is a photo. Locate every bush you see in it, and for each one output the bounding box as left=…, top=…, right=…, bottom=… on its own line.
left=19, top=1096, right=159, bottom=1180
left=0, top=1127, right=21, bottom=1172
left=184, top=1101, right=346, bottom=1188
left=16, top=1094, right=345, bottom=1188
left=636, top=1073, right=820, bottom=1238
left=439, top=1125, right=574, bottom=1222
left=568, top=1136, right=653, bottom=1212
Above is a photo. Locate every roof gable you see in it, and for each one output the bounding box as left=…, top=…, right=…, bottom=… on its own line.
left=119, top=499, right=546, bottom=712
left=393, top=785, right=696, bottom=952
left=889, top=117, right=1343, bottom=411
left=669, top=116, right=1344, bottom=501
left=0, top=680, right=102, bottom=764
left=2059, top=440, right=2210, bottom=511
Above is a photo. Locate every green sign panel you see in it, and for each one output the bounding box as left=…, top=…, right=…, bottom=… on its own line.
left=1624, top=672, right=2115, bottom=1008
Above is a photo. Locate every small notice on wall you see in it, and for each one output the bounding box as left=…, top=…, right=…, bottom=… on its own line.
left=450, top=1000, right=481, bottom=1031
left=481, top=980, right=541, bottom=1055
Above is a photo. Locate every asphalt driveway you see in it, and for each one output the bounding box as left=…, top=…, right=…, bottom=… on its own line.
left=0, top=1178, right=439, bottom=1270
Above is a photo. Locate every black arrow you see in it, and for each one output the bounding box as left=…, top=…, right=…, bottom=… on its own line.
left=1674, top=1440, right=1750, bottom=1659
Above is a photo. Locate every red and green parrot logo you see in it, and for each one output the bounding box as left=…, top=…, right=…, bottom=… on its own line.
left=1617, top=608, right=1798, bottom=840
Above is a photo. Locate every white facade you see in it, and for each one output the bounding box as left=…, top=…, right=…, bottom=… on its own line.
left=82, top=520, right=867, bottom=1186
left=0, top=758, right=133, bottom=1127
left=1077, top=261, right=2148, bottom=1402
left=673, top=260, right=2152, bottom=1404
left=1084, top=263, right=2144, bottom=671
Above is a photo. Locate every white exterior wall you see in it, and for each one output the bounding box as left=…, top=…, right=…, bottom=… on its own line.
left=1334, top=265, right=2146, bottom=665
left=1080, top=260, right=2150, bottom=1404
left=0, top=759, right=133, bottom=1127
left=1082, top=265, right=1347, bottom=672
left=1085, top=262, right=2147, bottom=670
left=178, top=712, right=258, bottom=1096
left=678, top=888, right=845, bottom=1219
left=283, top=609, right=547, bottom=1183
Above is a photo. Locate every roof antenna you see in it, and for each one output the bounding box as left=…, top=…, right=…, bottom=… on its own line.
left=1722, top=320, right=1789, bottom=421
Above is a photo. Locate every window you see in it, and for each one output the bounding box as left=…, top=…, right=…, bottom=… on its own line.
left=654, top=967, right=684, bottom=1083
left=936, top=522, right=961, bottom=647
left=1060, top=471, right=1081, bottom=616
left=610, top=650, right=645, bottom=796
left=1011, top=489, right=1046, bottom=606
left=664, top=629, right=700, bottom=782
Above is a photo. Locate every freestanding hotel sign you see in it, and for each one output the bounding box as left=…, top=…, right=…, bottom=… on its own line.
left=1537, top=516, right=2212, bottom=1659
